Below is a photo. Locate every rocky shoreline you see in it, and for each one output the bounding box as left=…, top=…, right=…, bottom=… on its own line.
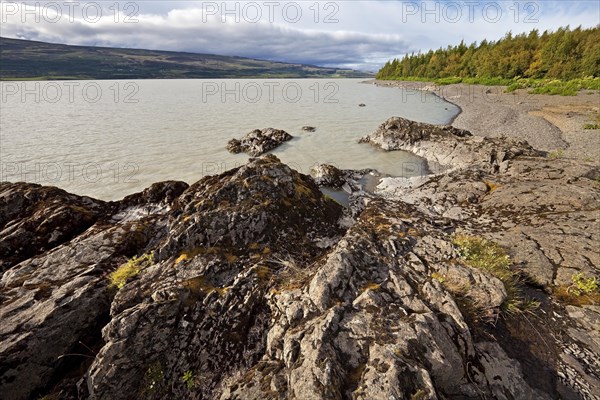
left=368, top=79, right=600, bottom=162
left=1, top=116, right=599, bottom=399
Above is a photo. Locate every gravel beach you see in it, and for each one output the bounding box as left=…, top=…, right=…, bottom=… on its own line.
left=369, top=80, right=600, bottom=162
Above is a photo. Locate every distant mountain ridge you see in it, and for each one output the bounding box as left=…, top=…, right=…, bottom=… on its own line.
left=0, top=37, right=372, bottom=80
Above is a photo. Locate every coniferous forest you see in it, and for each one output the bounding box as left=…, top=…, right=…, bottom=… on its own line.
left=376, top=25, right=600, bottom=93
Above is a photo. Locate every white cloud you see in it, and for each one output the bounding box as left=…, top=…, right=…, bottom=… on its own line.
left=1, top=1, right=598, bottom=71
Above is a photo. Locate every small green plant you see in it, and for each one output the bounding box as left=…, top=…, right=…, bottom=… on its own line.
left=382, top=76, right=599, bottom=96
left=182, top=370, right=196, bottom=389
left=547, top=150, right=564, bottom=160
left=583, top=123, right=600, bottom=130
left=145, top=362, right=164, bottom=392
left=569, top=272, right=599, bottom=296
left=453, top=235, right=540, bottom=316
left=109, top=252, right=154, bottom=289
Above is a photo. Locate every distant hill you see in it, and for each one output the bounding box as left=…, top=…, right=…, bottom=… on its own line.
left=0, top=37, right=372, bottom=80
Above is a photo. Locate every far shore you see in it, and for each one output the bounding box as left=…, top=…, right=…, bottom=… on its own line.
left=366, top=79, right=600, bottom=163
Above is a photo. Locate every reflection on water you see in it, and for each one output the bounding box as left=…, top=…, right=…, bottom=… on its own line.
left=0, top=79, right=459, bottom=200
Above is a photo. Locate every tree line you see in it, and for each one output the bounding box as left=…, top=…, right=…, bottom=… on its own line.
left=376, top=25, right=600, bottom=80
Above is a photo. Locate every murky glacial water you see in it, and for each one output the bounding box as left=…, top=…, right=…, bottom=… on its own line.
left=0, top=79, right=459, bottom=200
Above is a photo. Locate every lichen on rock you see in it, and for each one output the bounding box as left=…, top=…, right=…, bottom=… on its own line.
left=0, top=119, right=598, bottom=400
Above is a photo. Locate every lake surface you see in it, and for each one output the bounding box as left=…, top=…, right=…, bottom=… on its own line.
left=0, top=79, right=460, bottom=200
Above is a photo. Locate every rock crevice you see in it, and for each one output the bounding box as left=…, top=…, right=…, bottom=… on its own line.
left=0, top=118, right=598, bottom=400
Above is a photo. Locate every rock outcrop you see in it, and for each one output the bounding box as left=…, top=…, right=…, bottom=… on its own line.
left=310, top=164, right=347, bottom=188
left=368, top=119, right=600, bottom=400
left=0, top=180, right=188, bottom=400
left=222, top=198, right=545, bottom=400
left=227, top=128, right=293, bottom=156
left=1, top=119, right=598, bottom=400
left=375, top=159, right=600, bottom=399
left=0, top=183, right=107, bottom=272
left=360, top=116, right=541, bottom=172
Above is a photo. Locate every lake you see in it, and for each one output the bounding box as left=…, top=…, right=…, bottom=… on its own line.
left=0, top=79, right=459, bottom=200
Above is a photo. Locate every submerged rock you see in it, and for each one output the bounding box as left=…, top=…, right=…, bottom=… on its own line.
left=227, top=128, right=293, bottom=157
left=301, top=126, right=316, bottom=132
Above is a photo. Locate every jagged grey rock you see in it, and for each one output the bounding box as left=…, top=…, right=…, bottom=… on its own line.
left=360, top=116, right=541, bottom=172
left=0, top=118, right=598, bottom=400
left=227, top=128, right=293, bottom=157
left=0, top=180, right=187, bottom=400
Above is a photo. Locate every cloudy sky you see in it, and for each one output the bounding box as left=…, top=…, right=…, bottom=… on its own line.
left=1, top=1, right=598, bottom=71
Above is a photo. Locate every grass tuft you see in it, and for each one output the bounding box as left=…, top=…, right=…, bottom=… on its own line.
left=453, top=235, right=540, bottom=316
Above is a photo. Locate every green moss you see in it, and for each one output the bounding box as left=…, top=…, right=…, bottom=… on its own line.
left=431, top=272, right=446, bottom=283
left=411, top=389, right=429, bottom=400
left=361, top=282, right=382, bottom=292
left=548, top=150, right=564, bottom=159
left=109, top=252, right=154, bottom=289
left=294, top=182, right=315, bottom=200
left=175, top=246, right=229, bottom=264
left=554, top=278, right=600, bottom=306
left=453, top=235, right=511, bottom=279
